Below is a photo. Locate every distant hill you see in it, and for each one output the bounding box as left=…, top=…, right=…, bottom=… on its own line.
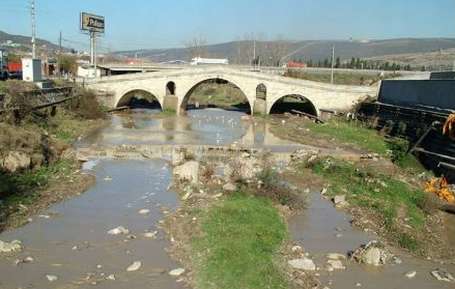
left=116, top=38, right=455, bottom=66
left=0, top=30, right=61, bottom=53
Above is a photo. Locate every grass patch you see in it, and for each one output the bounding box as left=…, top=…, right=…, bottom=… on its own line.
left=309, top=158, right=427, bottom=252
left=306, top=119, right=389, bottom=155
left=284, top=70, right=400, bottom=86
left=193, top=192, right=288, bottom=289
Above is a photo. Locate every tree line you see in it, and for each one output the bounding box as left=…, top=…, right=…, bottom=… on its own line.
left=298, top=57, right=413, bottom=71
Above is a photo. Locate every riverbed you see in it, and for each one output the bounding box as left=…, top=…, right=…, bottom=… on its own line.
left=0, top=108, right=453, bottom=289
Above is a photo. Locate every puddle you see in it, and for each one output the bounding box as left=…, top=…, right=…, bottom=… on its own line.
left=289, top=192, right=455, bottom=289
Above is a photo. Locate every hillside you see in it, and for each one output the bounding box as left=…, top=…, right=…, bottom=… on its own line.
left=116, top=38, right=455, bottom=67
left=0, top=30, right=60, bottom=53
left=365, top=48, right=455, bottom=70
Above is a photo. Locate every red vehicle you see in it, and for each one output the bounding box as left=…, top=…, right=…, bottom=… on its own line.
left=287, top=61, right=307, bottom=68
left=0, top=49, right=22, bottom=80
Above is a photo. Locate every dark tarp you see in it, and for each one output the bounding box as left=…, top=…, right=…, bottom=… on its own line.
left=430, top=71, right=455, bottom=80
left=378, top=80, right=455, bottom=111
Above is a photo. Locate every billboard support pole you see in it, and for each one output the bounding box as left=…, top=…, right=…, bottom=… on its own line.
left=90, top=31, right=95, bottom=65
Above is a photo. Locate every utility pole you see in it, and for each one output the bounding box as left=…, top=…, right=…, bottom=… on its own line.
left=31, top=0, right=36, bottom=58
left=330, top=45, right=335, bottom=84
left=58, top=31, right=62, bottom=78
left=253, top=38, right=256, bottom=68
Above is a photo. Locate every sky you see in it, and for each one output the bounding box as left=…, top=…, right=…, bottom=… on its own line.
left=0, top=0, right=455, bottom=52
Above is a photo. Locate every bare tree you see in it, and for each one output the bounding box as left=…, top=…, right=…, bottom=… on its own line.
left=262, top=35, right=290, bottom=67
left=184, top=36, right=208, bottom=59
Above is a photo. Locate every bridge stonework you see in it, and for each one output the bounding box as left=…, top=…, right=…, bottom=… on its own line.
left=86, top=66, right=377, bottom=115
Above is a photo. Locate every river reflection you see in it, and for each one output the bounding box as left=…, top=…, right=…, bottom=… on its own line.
left=77, top=108, right=301, bottom=151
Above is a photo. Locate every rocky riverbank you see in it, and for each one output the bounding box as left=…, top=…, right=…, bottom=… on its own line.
left=0, top=82, right=107, bottom=232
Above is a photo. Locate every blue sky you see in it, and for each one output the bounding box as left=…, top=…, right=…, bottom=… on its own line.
left=1, top=0, right=454, bottom=51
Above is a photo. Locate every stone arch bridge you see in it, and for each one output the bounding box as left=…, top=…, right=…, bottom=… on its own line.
left=86, top=66, right=377, bottom=116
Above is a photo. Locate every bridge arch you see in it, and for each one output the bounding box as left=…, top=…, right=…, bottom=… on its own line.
left=116, top=88, right=163, bottom=110
left=180, top=77, right=252, bottom=114
left=268, top=94, right=318, bottom=116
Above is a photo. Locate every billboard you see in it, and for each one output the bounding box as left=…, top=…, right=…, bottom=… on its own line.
left=80, top=12, right=105, bottom=33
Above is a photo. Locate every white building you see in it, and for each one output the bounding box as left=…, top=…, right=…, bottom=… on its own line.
left=190, top=57, right=229, bottom=65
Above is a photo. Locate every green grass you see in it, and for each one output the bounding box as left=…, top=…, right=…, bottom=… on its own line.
left=310, top=158, right=427, bottom=252
left=189, top=82, right=247, bottom=108
left=0, top=160, right=73, bottom=208
left=193, top=193, right=288, bottom=289
left=158, top=108, right=176, bottom=116
left=306, top=119, right=389, bottom=155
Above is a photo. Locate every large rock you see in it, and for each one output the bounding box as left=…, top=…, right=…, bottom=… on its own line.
left=333, top=195, right=348, bottom=207
left=0, top=240, right=22, bottom=253
left=431, top=269, right=455, bottom=282
left=288, top=258, right=316, bottom=271
left=351, top=241, right=388, bottom=266
left=174, top=161, right=199, bottom=184
left=2, top=151, right=31, bottom=173
left=171, top=148, right=187, bottom=166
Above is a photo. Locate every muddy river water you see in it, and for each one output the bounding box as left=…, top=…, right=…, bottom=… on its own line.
left=0, top=109, right=453, bottom=289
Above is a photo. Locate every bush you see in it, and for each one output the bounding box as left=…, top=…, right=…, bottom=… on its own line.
left=386, top=137, right=409, bottom=164
left=66, top=88, right=105, bottom=120
left=255, top=167, right=305, bottom=209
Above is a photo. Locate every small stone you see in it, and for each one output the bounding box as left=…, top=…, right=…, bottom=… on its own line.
left=431, top=269, right=455, bottom=282
left=291, top=245, right=303, bottom=252
left=46, top=275, right=58, bottom=282
left=288, top=258, right=316, bottom=271
left=327, top=260, right=345, bottom=270
left=182, top=192, right=192, bottom=200
left=392, top=256, right=402, bottom=264
left=169, top=268, right=185, bottom=276
left=405, top=271, right=417, bottom=279
left=24, top=256, right=34, bottom=263
left=108, top=226, right=129, bottom=235
left=356, top=283, right=362, bottom=287
left=126, top=261, right=142, bottom=272
left=96, top=264, right=103, bottom=269
left=327, top=253, right=346, bottom=260
left=106, top=274, right=116, bottom=280
left=222, top=183, right=236, bottom=192
left=144, top=231, right=158, bottom=239
left=138, top=209, right=150, bottom=215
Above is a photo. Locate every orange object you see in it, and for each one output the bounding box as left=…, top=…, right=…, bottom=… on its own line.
left=425, top=177, right=455, bottom=203
left=442, top=114, right=455, bottom=139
